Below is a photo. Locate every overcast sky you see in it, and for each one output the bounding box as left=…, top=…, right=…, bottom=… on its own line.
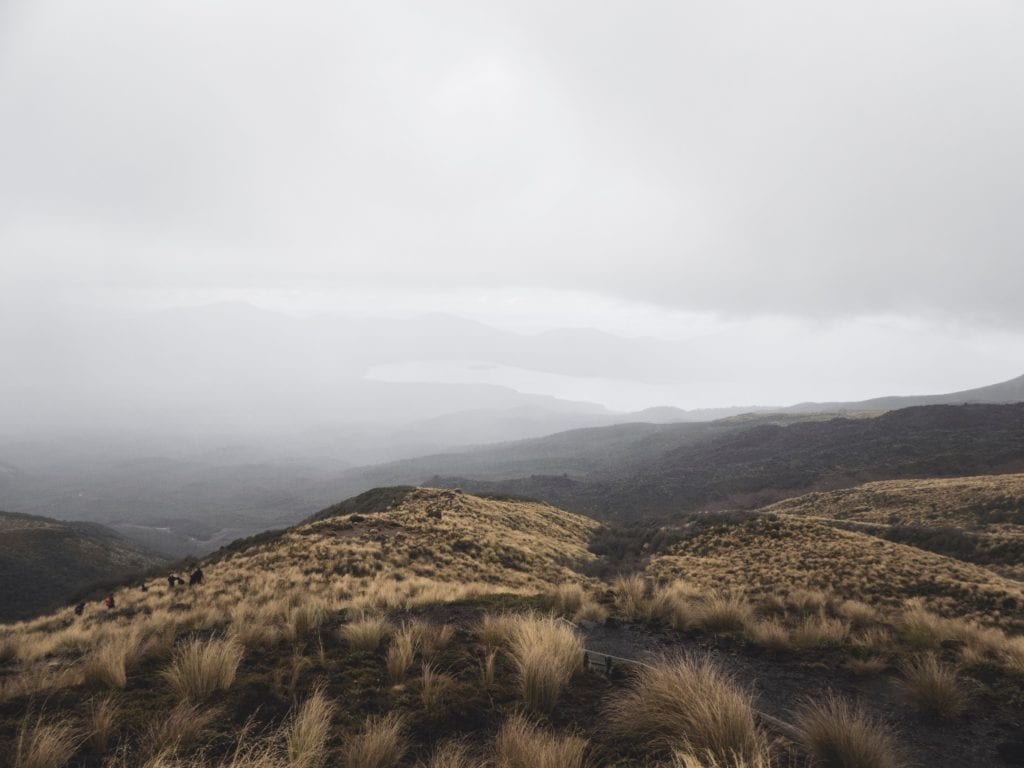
left=2, top=0, right=1023, bottom=417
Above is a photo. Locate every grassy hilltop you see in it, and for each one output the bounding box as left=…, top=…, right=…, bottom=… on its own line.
left=1, top=485, right=1023, bottom=767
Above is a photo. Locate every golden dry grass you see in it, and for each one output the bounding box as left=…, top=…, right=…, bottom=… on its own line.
left=285, top=686, right=335, bottom=768
left=424, top=741, right=480, bottom=768
left=85, top=694, right=118, bottom=753
left=764, top=474, right=1024, bottom=580
left=477, top=614, right=517, bottom=651
left=341, top=712, right=407, bottom=768
left=794, top=694, right=904, bottom=768
left=162, top=637, right=244, bottom=702
left=14, top=714, right=82, bottom=768
left=612, top=575, right=648, bottom=620
left=645, top=514, right=1024, bottom=632
left=386, top=627, right=416, bottom=682
left=897, top=654, right=969, bottom=719
left=143, top=702, right=222, bottom=757
left=605, top=655, right=768, bottom=764
left=493, top=714, right=587, bottom=768
left=507, top=614, right=584, bottom=713
left=341, top=615, right=393, bottom=652
left=420, top=663, right=454, bottom=709
left=1, top=486, right=1022, bottom=768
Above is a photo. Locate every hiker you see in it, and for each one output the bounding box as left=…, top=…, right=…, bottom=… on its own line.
left=104, top=593, right=115, bottom=610
left=167, top=574, right=184, bottom=589
left=74, top=602, right=85, bottom=616
left=189, top=567, right=204, bottom=587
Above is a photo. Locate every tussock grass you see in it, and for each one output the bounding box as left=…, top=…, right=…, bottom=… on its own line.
left=747, top=618, right=791, bottom=651
left=790, top=616, right=850, bottom=649
left=795, top=694, right=903, bottom=768
left=542, top=583, right=587, bottom=617
left=896, top=605, right=948, bottom=650
left=83, top=635, right=137, bottom=689
left=286, top=686, right=335, bottom=768
left=287, top=601, right=328, bottom=641
left=478, top=614, right=517, bottom=651
left=787, top=589, right=830, bottom=615
left=162, top=637, right=243, bottom=701
left=411, top=620, right=455, bottom=661
left=14, top=714, right=81, bottom=768
left=143, top=702, right=221, bottom=757
left=85, top=695, right=117, bottom=753
left=341, top=712, right=407, bottom=768
left=671, top=750, right=773, bottom=768
left=341, top=615, right=392, bottom=652
left=493, top=714, right=587, bottom=768
left=542, top=583, right=608, bottom=624
left=424, top=741, right=479, bottom=768
left=898, top=654, right=969, bottom=719
left=605, top=655, right=767, bottom=764
left=508, top=614, right=583, bottom=713
left=612, top=575, right=648, bottom=620
left=387, top=626, right=416, bottom=682
left=421, top=663, right=454, bottom=709
left=573, top=599, right=609, bottom=623
left=838, top=601, right=878, bottom=630
left=647, top=582, right=699, bottom=629
left=694, top=593, right=755, bottom=634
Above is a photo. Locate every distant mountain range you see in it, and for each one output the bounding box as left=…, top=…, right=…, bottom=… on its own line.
left=786, top=372, right=1024, bottom=413
left=1, top=373, right=1021, bottom=558
left=0, top=510, right=169, bottom=622
left=323, top=403, right=1024, bottom=523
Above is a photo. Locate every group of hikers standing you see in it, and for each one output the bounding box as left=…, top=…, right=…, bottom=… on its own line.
left=72, top=566, right=205, bottom=618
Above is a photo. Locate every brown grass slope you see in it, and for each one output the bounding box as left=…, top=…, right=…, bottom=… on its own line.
left=0, top=511, right=168, bottom=622
left=764, top=474, right=1024, bottom=579
left=2, top=487, right=1024, bottom=768
left=226, top=487, right=599, bottom=595
left=644, top=513, right=1024, bottom=631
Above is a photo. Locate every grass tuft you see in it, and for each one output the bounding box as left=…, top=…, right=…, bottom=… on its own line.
left=508, top=614, right=583, bottom=713
left=605, top=655, right=767, bottom=764
left=898, top=654, right=969, bottom=719
left=286, top=686, right=335, bottom=768
left=162, top=637, right=244, bottom=702
left=341, top=712, right=407, bottom=768
left=493, top=713, right=587, bottom=768
left=341, top=615, right=392, bottom=653
left=85, top=695, right=117, bottom=753
left=795, top=694, right=904, bottom=768
left=15, top=714, right=81, bottom=768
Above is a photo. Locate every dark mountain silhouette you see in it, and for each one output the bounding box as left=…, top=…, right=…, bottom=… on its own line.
left=324, top=404, right=1024, bottom=523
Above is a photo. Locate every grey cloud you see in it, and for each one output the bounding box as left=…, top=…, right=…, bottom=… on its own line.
left=1, top=1, right=1023, bottom=324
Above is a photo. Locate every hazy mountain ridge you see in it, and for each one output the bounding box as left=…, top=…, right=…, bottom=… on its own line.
left=1, top=374, right=1021, bottom=558
left=397, top=403, right=1024, bottom=521
left=787, top=372, right=1024, bottom=412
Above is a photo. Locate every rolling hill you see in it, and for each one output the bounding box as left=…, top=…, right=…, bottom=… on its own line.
left=2, top=487, right=1023, bottom=768
left=763, top=474, right=1024, bottom=580
left=0, top=511, right=169, bottom=622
